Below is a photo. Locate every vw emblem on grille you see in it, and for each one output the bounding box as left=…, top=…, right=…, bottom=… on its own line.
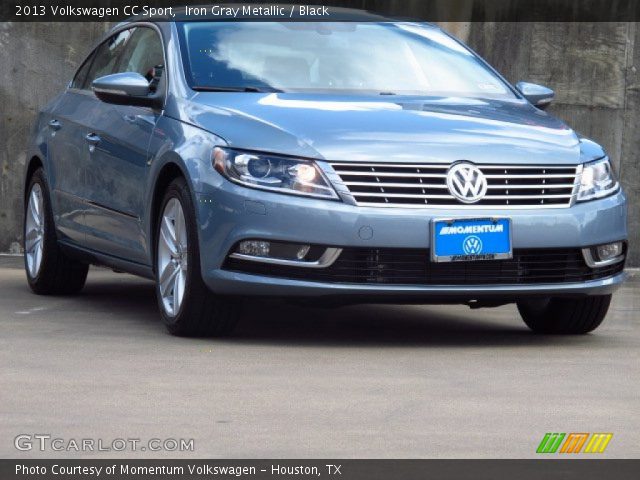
left=463, top=235, right=483, bottom=255
left=446, top=162, right=488, bottom=203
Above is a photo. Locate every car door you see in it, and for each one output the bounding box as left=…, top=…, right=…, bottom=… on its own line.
left=46, top=29, right=134, bottom=248
left=80, top=26, right=165, bottom=264
left=46, top=50, right=99, bottom=245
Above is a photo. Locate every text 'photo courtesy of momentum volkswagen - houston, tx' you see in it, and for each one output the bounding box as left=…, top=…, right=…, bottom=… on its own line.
left=23, top=9, right=627, bottom=337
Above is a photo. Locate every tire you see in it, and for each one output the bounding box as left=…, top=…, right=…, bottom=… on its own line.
left=24, top=168, right=89, bottom=295
left=517, top=295, right=612, bottom=334
left=155, top=177, right=239, bottom=336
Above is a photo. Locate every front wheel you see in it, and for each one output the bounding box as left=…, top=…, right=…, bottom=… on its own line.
left=155, top=177, right=239, bottom=336
left=517, top=295, right=612, bottom=334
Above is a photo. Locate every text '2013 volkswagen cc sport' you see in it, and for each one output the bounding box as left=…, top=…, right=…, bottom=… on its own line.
left=24, top=13, right=628, bottom=336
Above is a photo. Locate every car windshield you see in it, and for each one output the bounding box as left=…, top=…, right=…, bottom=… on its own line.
left=177, top=21, right=516, bottom=98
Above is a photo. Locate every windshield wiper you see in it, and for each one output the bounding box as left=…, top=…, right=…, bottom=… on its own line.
left=191, top=86, right=282, bottom=93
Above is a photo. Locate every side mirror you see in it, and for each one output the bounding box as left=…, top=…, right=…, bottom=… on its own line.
left=92, top=72, right=161, bottom=108
left=515, top=81, right=554, bottom=110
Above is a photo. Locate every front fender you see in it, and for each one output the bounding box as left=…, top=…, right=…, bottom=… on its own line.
left=144, top=116, right=228, bottom=266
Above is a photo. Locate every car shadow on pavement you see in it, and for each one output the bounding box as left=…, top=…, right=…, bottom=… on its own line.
left=72, top=273, right=605, bottom=348
left=230, top=300, right=603, bottom=348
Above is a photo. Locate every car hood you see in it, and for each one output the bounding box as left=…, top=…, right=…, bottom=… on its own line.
left=180, top=93, right=592, bottom=164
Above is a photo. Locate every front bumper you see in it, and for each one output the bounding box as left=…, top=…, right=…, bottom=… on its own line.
left=195, top=175, right=627, bottom=298
left=206, top=270, right=625, bottom=300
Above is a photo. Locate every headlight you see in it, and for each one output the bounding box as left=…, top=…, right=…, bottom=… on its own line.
left=213, top=147, right=338, bottom=199
left=576, top=157, right=618, bottom=202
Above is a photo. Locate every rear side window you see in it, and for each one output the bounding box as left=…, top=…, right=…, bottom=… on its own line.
left=84, top=28, right=134, bottom=89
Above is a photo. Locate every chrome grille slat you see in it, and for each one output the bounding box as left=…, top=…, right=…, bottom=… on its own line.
left=354, top=193, right=455, bottom=199
left=330, top=162, right=576, bottom=170
left=330, top=163, right=449, bottom=169
left=335, top=171, right=448, bottom=178
left=343, top=182, right=576, bottom=190
left=470, top=194, right=573, bottom=199
left=484, top=174, right=576, bottom=179
left=486, top=183, right=576, bottom=189
left=353, top=193, right=572, bottom=200
left=330, top=162, right=581, bottom=209
left=344, top=182, right=449, bottom=188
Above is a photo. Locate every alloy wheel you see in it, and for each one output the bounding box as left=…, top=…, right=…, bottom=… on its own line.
left=25, top=183, right=44, bottom=278
left=157, top=198, right=188, bottom=317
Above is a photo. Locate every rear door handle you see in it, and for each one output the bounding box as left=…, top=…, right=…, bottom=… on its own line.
left=85, top=133, right=101, bottom=146
left=48, top=119, right=61, bottom=131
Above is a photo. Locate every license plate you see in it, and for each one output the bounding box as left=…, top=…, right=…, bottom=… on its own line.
left=431, top=217, right=512, bottom=262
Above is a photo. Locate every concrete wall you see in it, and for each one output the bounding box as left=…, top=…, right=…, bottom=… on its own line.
left=0, top=22, right=110, bottom=253
left=466, top=22, right=639, bottom=265
left=0, top=21, right=638, bottom=264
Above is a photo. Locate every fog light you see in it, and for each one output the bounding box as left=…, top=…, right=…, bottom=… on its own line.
left=238, top=240, right=270, bottom=257
left=596, top=242, right=622, bottom=261
left=296, top=245, right=311, bottom=260
left=229, top=241, right=343, bottom=268
left=582, top=241, right=625, bottom=268
left=235, top=240, right=312, bottom=261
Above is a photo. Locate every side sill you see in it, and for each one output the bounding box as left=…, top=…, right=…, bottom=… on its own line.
left=59, top=241, right=155, bottom=280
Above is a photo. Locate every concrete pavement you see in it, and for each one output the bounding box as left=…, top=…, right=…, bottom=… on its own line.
left=0, top=256, right=638, bottom=458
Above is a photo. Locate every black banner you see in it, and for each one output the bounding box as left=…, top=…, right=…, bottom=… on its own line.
left=2, top=460, right=640, bottom=480
left=2, top=0, right=640, bottom=22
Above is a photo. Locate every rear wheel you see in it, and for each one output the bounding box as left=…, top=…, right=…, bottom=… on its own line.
left=155, top=177, right=239, bottom=336
left=517, top=295, right=612, bottom=334
left=24, top=168, right=88, bottom=295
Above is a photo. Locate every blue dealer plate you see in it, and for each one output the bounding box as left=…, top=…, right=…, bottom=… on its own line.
left=432, top=218, right=512, bottom=262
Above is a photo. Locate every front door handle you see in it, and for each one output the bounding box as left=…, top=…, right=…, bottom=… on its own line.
left=48, top=119, right=61, bottom=131
left=85, top=133, right=101, bottom=146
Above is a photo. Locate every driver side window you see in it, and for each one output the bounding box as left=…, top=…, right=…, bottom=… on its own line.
left=117, top=27, right=164, bottom=85
left=79, top=27, right=164, bottom=93
left=83, top=29, right=134, bottom=89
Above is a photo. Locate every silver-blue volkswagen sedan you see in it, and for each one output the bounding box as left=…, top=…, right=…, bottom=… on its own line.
left=24, top=17, right=628, bottom=336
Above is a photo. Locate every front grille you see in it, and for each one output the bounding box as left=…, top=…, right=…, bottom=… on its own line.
left=330, top=162, right=580, bottom=208
left=224, top=248, right=623, bottom=285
